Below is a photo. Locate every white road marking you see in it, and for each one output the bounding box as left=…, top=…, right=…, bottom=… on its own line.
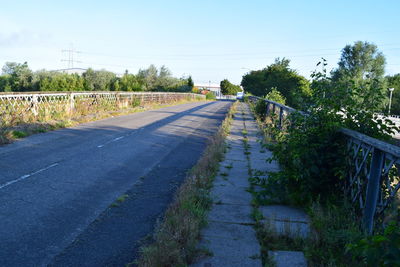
left=0, top=163, right=59, bottom=189
left=113, top=136, right=124, bottom=141
left=97, top=136, right=125, bottom=148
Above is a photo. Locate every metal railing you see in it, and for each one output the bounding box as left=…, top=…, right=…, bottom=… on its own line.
left=0, top=91, right=205, bottom=124
left=248, top=96, right=400, bottom=234
left=217, top=95, right=237, bottom=100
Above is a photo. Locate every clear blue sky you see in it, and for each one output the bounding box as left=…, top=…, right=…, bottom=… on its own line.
left=0, top=0, right=399, bottom=85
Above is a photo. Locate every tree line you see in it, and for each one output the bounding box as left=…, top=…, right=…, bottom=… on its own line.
left=0, top=63, right=194, bottom=93
left=241, top=41, right=400, bottom=114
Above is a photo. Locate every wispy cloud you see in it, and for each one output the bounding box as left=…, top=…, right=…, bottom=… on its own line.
left=0, top=30, right=53, bottom=47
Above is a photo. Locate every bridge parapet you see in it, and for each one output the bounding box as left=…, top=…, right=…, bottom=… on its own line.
left=0, top=91, right=205, bottom=126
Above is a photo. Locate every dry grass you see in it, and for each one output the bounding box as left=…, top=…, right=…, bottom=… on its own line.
left=0, top=98, right=204, bottom=145
left=136, top=101, right=238, bottom=267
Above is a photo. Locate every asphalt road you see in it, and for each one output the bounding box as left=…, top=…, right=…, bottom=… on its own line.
left=0, top=100, right=232, bottom=267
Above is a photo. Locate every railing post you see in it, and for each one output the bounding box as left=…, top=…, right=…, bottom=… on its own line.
left=31, top=94, right=38, bottom=117
left=279, top=106, right=284, bottom=129
left=266, top=102, right=270, bottom=116
left=363, top=148, right=384, bottom=234
left=69, top=93, right=75, bottom=115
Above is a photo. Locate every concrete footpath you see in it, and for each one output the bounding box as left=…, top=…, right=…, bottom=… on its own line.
left=191, top=102, right=309, bottom=267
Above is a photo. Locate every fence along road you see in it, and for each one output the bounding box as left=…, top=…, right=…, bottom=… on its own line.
left=0, top=91, right=204, bottom=122
left=0, top=100, right=232, bottom=266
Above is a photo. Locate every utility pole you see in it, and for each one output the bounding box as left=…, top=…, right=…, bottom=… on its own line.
left=61, top=44, right=81, bottom=69
left=389, top=88, right=395, bottom=115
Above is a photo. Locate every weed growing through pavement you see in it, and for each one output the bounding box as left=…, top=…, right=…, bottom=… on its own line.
left=116, top=194, right=129, bottom=203
left=225, top=163, right=233, bottom=169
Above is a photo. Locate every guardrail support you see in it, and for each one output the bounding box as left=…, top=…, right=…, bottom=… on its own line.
left=31, top=95, right=38, bottom=116
left=279, top=106, right=284, bottom=129
left=69, top=93, right=75, bottom=115
left=363, top=148, right=384, bottom=234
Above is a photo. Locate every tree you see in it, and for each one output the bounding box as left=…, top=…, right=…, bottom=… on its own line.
left=241, top=58, right=311, bottom=109
left=331, top=41, right=387, bottom=111
left=0, top=75, right=12, bottom=92
left=220, top=79, right=241, bottom=95
left=1, top=62, right=34, bottom=91
left=240, top=69, right=267, bottom=96
left=83, top=68, right=116, bottom=91
left=138, top=64, right=158, bottom=90
left=119, top=73, right=143, bottom=91
left=265, top=87, right=286, bottom=104
left=0, top=62, right=192, bottom=93
left=187, top=76, right=194, bottom=88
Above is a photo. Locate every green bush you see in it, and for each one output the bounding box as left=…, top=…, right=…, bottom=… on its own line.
left=254, top=99, right=267, bottom=119
left=265, top=87, right=286, bottom=105
left=267, top=110, right=346, bottom=205
left=256, top=62, right=398, bottom=205
left=12, top=130, right=28, bottom=138
left=305, top=202, right=363, bottom=266
left=205, top=92, right=216, bottom=100
left=348, top=221, right=400, bottom=266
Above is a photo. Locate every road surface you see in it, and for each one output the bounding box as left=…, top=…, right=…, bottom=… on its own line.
left=0, top=100, right=232, bottom=266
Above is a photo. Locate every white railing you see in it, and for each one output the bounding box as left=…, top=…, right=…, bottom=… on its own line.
left=0, top=91, right=205, bottom=125
left=216, top=95, right=236, bottom=100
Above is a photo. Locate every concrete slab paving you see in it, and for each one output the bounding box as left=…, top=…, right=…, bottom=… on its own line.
left=191, top=102, right=261, bottom=267
left=251, top=159, right=280, bottom=173
left=268, top=251, right=307, bottom=267
left=208, top=203, right=254, bottom=224
left=211, top=184, right=252, bottom=205
left=193, top=234, right=261, bottom=267
left=201, top=221, right=258, bottom=242
left=264, top=219, right=310, bottom=239
left=193, top=102, right=309, bottom=267
left=224, top=149, right=247, bottom=161
left=260, top=205, right=309, bottom=223
left=260, top=205, right=310, bottom=238
left=213, top=173, right=250, bottom=188
left=241, top=103, right=309, bottom=266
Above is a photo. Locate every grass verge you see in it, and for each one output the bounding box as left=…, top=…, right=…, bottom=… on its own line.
left=0, top=98, right=206, bottom=145
left=135, top=101, right=238, bottom=267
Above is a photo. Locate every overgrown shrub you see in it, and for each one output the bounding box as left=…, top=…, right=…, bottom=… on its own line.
left=305, top=202, right=363, bottom=266
left=254, top=98, right=267, bottom=119
left=254, top=61, right=398, bottom=205
left=250, top=59, right=400, bottom=265
left=268, top=110, right=346, bottom=205
left=205, top=92, right=216, bottom=100
left=265, top=87, right=286, bottom=105
left=348, top=221, right=400, bottom=266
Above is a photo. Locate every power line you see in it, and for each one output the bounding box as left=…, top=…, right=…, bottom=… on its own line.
left=61, top=44, right=82, bottom=68
left=76, top=43, right=400, bottom=60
